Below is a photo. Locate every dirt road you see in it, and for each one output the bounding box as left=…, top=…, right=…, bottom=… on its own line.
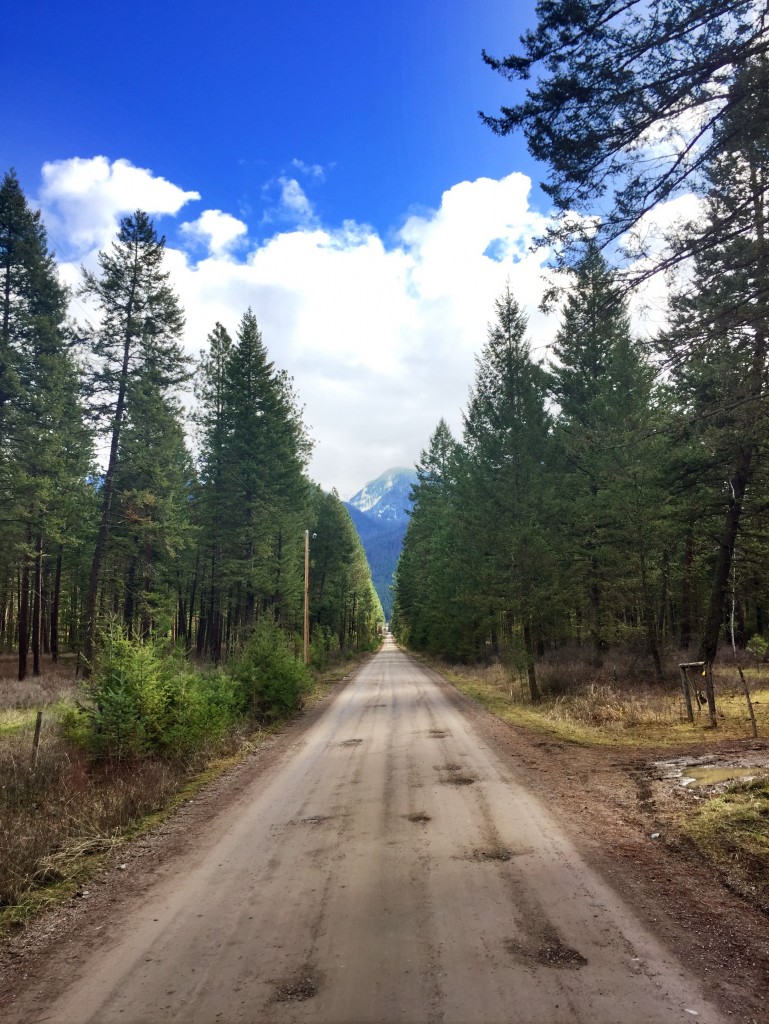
left=7, top=639, right=727, bottom=1023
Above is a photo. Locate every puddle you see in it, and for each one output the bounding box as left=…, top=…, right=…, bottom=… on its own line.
left=683, top=766, right=765, bottom=788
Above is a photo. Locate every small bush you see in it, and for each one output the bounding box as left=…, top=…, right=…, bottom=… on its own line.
left=229, top=619, right=310, bottom=721
left=70, top=627, right=241, bottom=760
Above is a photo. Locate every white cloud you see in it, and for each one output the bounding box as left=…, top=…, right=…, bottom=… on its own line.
left=39, top=157, right=557, bottom=496
left=291, top=158, right=325, bottom=180
left=180, top=209, right=248, bottom=255
left=277, top=177, right=315, bottom=223
left=39, top=156, right=199, bottom=251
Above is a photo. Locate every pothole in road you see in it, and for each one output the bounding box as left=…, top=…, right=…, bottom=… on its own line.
left=505, top=938, right=587, bottom=970
left=436, top=763, right=462, bottom=772
left=471, top=846, right=513, bottom=862
left=405, top=812, right=432, bottom=824
left=428, top=729, right=449, bottom=738
left=442, top=775, right=476, bottom=786
left=301, top=815, right=331, bottom=825
left=339, top=738, right=364, bottom=747
left=536, top=943, right=588, bottom=968
left=273, top=967, right=321, bottom=1002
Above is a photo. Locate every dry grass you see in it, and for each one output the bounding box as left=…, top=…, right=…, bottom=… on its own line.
left=680, top=777, right=769, bottom=912
left=0, top=649, right=365, bottom=931
left=436, top=650, right=769, bottom=747
left=0, top=654, right=79, bottom=712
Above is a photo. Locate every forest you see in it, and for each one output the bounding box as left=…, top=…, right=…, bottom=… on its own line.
left=394, top=2, right=769, bottom=704
left=0, top=174, right=383, bottom=682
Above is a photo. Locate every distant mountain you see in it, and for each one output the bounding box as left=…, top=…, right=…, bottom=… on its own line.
left=347, top=467, right=416, bottom=524
left=344, top=467, right=417, bottom=621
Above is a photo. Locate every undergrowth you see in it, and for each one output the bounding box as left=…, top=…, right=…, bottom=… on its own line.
left=680, top=778, right=769, bottom=912
left=434, top=652, right=769, bottom=746
left=0, top=624, right=364, bottom=930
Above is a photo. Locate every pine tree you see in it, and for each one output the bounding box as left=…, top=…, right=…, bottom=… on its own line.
left=550, top=243, right=665, bottom=676
left=460, top=287, right=552, bottom=697
left=194, top=310, right=311, bottom=659
left=394, top=420, right=459, bottom=654
left=662, top=56, right=769, bottom=668
left=80, top=210, right=188, bottom=671
left=481, top=0, right=767, bottom=273
left=0, top=170, right=91, bottom=679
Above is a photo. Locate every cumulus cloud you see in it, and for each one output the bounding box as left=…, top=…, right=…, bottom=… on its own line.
left=180, top=209, right=248, bottom=255
left=38, top=157, right=557, bottom=495
left=39, top=156, right=199, bottom=251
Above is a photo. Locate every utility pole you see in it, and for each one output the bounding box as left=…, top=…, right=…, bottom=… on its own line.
left=304, top=529, right=310, bottom=665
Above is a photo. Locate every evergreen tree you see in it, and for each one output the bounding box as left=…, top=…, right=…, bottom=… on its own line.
left=309, top=487, right=383, bottom=655
left=0, top=170, right=91, bottom=679
left=481, top=0, right=767, bottom=273
left=394, top=420, right=459, bottom=654
left=550, top=243, right=665, bottom=675
left=194, top=310, right=311, bottom=660
left=662, top=56, right=769, bottom=666
left=80, top=210, right=188, bottom=671
left=460, top=287, right=552, bottom=697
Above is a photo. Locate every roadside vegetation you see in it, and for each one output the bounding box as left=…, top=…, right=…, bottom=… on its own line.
left=429, top=646, right=769, bottom=914
left=0, top=631, right=376, bottom=933
left=437, top=651, right=769, bottom=747
left=0, top=173, right=384, bottom=934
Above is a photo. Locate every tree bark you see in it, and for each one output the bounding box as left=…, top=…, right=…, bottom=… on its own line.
left=18, top=531, right=31, bottom=681
left=698, top=443, right=754, bottom=665
left=50, top=545, right=62, bottom=662
left=83, top=309, right=134, bottom=674
left=32, top=533, right=42, bottom=676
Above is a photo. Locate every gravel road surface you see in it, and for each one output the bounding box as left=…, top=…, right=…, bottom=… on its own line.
left=15, top=639, right=726, bottom=1023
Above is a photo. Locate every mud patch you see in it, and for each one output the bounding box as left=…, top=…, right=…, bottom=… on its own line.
left=405, top=812, right=432, bottom=824
left=301, top=815, right=331, bottom=825
left=339, top=738, right=363, bottom=747
left=428, top=729, right=448, bottom=738
left=471, top=846, right=512, bottom=862
left=505, top=937, right=587, bottom=970
left=443, top=774, right=476, bottom=786
left=536, top=943, right=588, bottom=968
left=273, top=966, right=321, bottom=1002
left=436, top=763, right=462, bottom=772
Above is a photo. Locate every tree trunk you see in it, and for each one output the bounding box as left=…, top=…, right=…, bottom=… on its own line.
left=698, top=444, right=754, bottom=665
left=50, top=545, right=63, bottom=662
left=32, top=533, right=43, bottom=676
left=83, top=285, right=136, bottom=675
left=680, top=529, right=694, bottom=649
left=523, top=618, right=540, bottom=702
left=18, top=532, right=31, bottom=681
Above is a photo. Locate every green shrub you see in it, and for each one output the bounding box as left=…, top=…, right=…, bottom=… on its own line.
left=70, top=627, right=241, bottom=760
left=310, top=625, right=340, bottom=670
left=229, top=619, right=310, bottom=721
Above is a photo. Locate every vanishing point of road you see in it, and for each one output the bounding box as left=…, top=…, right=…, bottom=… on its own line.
left=15, top=638, right=724, bottom=1023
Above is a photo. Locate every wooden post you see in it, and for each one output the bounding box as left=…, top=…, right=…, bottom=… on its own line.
left=303, top=530, right=310, bottom=666
left=679, top=664, right=694, bottom=723
left=704, top=663, right=718, bottom=728
left=31, top=710, right=43, bottom=767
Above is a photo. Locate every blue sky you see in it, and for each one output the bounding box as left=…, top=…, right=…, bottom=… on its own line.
left=4, top=0, right=573, bottom=495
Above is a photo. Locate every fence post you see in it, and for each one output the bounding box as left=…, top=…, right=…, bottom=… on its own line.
left=31, top=710, right=43, bottom=767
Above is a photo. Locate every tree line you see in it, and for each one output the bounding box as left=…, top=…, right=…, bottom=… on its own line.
left=395, top=3, right=769, bottom=692
left=0, top=172, right=382, bottom=680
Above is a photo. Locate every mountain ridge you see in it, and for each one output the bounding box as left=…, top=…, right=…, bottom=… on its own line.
left=344, top=467, right=417, bottom=620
